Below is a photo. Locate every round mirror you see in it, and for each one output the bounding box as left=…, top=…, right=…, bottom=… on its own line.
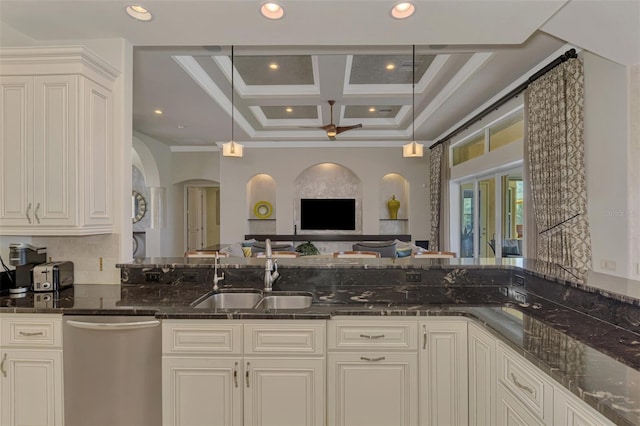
left=132, top=191, right=147, bottom=223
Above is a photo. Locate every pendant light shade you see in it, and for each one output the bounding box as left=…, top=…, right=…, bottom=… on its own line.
left=222, top=46, right=244, bottom=157
left=403, top=44, right=424, bottom=158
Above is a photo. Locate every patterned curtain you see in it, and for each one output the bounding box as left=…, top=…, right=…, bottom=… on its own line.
left=527, top=58, right=591, bottom=283
left=429, top=144, right=443, bottom=251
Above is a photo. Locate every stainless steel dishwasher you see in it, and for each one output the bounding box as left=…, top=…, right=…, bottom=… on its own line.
left=63, top=315, right=162, bottom=426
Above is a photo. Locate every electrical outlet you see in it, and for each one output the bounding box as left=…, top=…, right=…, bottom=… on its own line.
left=602, top=259, right=617, bottom=271
left=183, top=271, right=198, bottom=282
left=144, top=272, right=160, bottom=283
left=512, top=291, right=527, bottom=304
left=406, top=272, right=422, bottom=282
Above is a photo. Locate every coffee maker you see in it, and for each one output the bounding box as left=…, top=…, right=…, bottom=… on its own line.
left=8, top=243, right=46, bottom=293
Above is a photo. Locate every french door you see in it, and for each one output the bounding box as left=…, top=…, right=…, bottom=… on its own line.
left=454, top=169, right=523, bottom=259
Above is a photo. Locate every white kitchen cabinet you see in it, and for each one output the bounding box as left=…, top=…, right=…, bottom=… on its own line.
left=327, top=318, right=418, bottom=426
left=328, top=352, right=418, bottom=426
left=162, top=320, right=325, bottom=426
left=496, top=342, right=554, bottom=424
left=162, top=356, right=243, bottom=426
left=0, top=314, right=64, bottom=426
left=419, top=319, right=468, bottom=426
left=0, top=47, right=117, bottom=235
left=554, top=384, right=615, bottom=426
left=244, top=357, right=325, bottom=426
left=468, top=321, right=496, bottom=426
left=497, top=382, right=546, bottom=426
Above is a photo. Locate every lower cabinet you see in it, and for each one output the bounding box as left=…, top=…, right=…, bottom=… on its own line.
left=0, top=314, right=64, bottom=426
left=327, top=352, right=418, bottom=426
left=162, top=320, right=325, bottom=426
left=419, top=319, right=468, bottom=426
left=327, top=318, right=420, bottom=426
left=468, top=321, right=496, bottom=426
left=497, top=382, right=546, bottom=426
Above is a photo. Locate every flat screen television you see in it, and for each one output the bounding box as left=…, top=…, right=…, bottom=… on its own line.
left=300, top=198, right=356, bottom=230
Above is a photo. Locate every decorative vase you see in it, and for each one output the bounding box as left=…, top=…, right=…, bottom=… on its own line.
left=387, top=195, right=400, bottom=220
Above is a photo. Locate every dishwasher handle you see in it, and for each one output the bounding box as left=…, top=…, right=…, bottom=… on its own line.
left=66, top=319, right=161, bottom=331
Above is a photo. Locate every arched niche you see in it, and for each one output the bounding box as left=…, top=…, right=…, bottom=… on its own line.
left=247, top=174, right=276, bottom=234
left=380, top=172, right=409, bottom=234
left=294, top=163, right=362, bottom=233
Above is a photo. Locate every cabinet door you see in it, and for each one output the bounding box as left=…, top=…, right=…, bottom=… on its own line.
left=419, top=320, right=468, bottom=426
left=328, top=352, right=418, bottom=426
left=244, top=357, right=325, bottom=426
left=497, top=384, right=545, bottom=426
left=0, top=349, right=64, bottom=426
left=0, top=76, right=33, bottom=226
left=33, top=75, right=78, bottom=226
left=468, top=322, right=496, bottom=426
left=162, top=356, right=242, bottom=426
left=79, top=77, right=112, bottom=228
left=554, top=386, right=615, bottom=426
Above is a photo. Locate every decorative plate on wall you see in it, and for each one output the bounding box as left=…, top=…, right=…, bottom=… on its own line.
left=253, top=201, right=273, bottom=219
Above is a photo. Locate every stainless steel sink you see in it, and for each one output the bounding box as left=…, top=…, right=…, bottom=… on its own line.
left=191, top=289, right=314, bottom=310
left=254, top=291, right=314, bottom=310
left=191, top=289, right=263, bottom=309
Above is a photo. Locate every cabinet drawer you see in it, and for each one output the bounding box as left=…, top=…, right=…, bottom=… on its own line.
left=328, top=319, right=417, bottom=350
left=1, top=315, right=62, bottom=347
left=244, top=321, right=325, bottom=355
left=163, top=320, right=242, bottom=354
left=497, top=343, right=553, bottom=422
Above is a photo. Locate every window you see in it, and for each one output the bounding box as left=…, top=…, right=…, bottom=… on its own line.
left=451, top=107, right=523, bottom=166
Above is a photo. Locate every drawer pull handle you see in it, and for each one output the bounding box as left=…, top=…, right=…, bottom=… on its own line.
left=510, top=372, right=534, bottom=395
left=18, top=331, right=44, bottom=337
left=34, top=202, right=41, bottom=224
left=246, top=362, right=250, bottom=388
left=360, top=356, right=386, bottom=362
left=360, top=334, right=385, bottom=339
left=423, top=325, right=427, bottom=349
left=26, top=203, right=32, bottom=224
left=1, top=353, right=6, bottom=378
left=233, top=362, right=238, bottom=388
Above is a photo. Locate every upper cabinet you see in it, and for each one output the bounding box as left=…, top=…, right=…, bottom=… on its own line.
left=0, top=47, right=118, bottom=235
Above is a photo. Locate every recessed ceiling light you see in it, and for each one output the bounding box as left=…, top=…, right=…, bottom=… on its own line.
left=286, top=107, right=293, bottom=112
left=260, top=2, right=285, bottom=20
left=391, top=2, right=415, bottom=19
left=386, top=63, right=396, bottom=70
left=126, top=4, right=153, bottom=21
left=177, top=125, right=185, bottom=129
left=154, top=109, right=163, bottom=115
left=369, top=107, right=376, bottom=112
left=269, top=63, right=279, bottom=70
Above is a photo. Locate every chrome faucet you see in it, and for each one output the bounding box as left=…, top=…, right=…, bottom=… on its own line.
left=263, top=239, right=280, bottom=292
left=213, top=252, right=224, bottom=291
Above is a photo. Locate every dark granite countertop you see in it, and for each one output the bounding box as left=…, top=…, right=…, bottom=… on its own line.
left=2, top=262, right=639, bottom=426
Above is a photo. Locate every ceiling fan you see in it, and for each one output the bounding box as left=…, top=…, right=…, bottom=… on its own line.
left=317, top=100, right=363, bottom=141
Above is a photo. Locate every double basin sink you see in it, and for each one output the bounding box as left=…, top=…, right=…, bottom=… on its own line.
left=191, top=289, right=314, bottom=310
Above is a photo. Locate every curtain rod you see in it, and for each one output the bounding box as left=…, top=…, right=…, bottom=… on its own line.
left=429, top=48, right=578, bottom=150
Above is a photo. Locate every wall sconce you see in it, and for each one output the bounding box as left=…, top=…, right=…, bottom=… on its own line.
left=403, top=44, right=424, bottom=158
left=223, top=45, right=244, bottom=158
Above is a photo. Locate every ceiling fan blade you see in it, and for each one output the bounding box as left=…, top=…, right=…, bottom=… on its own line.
left=336, top=123, right=363, bottom=134
left=321, top=124, right=337, bottom=132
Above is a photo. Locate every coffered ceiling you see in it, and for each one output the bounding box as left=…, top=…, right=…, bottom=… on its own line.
left=2, top=0, right=637, bottom=149
left=132, top=35, right=565, bottom=147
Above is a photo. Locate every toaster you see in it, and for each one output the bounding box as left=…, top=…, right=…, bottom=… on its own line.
left=32, top=261, right=74, bottom=292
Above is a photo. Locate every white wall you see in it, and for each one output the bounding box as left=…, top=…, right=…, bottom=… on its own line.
left=583, top=51, right=634, bottom=279
left=219, top=147, right=430, bottom=245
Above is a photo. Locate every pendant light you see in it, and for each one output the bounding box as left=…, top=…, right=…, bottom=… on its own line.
left=222, top=46, right=244, bottom=157
left=403, top=44, right=424, bottom=157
